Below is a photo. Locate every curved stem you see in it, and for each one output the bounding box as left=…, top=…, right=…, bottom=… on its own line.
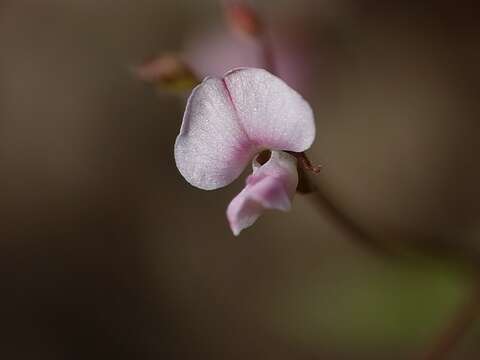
left=419, top=276, right=480, bottom=360
left=306, top=180, right=395, bottom=257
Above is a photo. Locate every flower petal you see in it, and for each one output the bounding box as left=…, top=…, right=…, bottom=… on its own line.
left=227, top=151, right=298, bottom=236
left=184, top=27, right=313, bottom=96
left=223, top=68, right=315, bottom=152
left=174, top=77, right=257, bottom=190
left=174, top=68, right=315, bottom=191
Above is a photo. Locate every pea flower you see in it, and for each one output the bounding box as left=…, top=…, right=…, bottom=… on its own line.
left=174, top=67, right=315, bottom=235
left=184, top=26, right=313, bottom=97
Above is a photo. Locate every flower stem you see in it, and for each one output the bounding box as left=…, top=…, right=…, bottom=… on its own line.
left=419, top=275, right=480, bottom=360
left=306, top=181, right=396, bottom=257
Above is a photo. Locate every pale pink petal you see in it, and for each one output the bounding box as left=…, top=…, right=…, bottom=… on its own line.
left=227, top=151, right=298, bottom=236
left=184, top=29, right=262, bottom=79
left=174, top=77, right=257, bottom=190
left=184, top=27, right=313, bottom=96
left=175, top=68, right=315, bottom=191
left=223, top=68, right=315, bottom=152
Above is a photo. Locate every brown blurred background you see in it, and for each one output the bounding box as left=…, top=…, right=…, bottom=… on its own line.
left=1, top=0, right=480, bottom=359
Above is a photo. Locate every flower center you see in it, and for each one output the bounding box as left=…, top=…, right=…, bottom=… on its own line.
left=256, top=150, right=271, bottom=165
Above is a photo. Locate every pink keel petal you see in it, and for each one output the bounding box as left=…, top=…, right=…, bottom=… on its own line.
left=227, top=151, right=298, bottom=236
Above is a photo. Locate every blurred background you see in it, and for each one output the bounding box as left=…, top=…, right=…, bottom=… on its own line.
left=1, top=0, right=480, bottom=359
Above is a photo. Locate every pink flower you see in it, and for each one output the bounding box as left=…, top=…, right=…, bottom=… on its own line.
left=174, top=67, right=315, bottom=235
left=184, top=26, right=312, bottom=97
left=226, top=150, right=298, bottom=235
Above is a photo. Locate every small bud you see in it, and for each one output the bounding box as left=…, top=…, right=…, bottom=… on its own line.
left=135, top=53, right=199, bottom=93
left=224, top=2, right=263, bottom=37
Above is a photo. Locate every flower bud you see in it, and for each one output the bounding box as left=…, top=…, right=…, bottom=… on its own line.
left=224, top=2, right=263, bottom=38
left=135, top=53, right=199, bottom=93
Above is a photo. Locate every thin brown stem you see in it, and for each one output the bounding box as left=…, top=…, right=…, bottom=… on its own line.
left=419, top=276, right=480, bottom=360
left=306, top=180, right=396, bottom=257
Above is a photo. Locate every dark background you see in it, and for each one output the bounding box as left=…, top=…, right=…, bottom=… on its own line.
left=1, top=0, right=480, bottom=359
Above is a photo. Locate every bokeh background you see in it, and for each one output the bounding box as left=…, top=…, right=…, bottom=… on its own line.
left=2, top=0, right=480, bottom=359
